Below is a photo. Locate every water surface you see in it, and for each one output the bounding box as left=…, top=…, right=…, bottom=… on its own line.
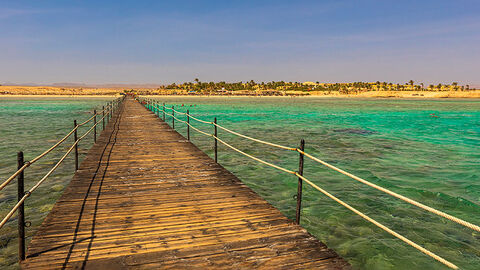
left=153, top=97, right=480, bottom=270
left=0, top=97, right=112, bottom=268
left=1, top=96, right=479, bottom=269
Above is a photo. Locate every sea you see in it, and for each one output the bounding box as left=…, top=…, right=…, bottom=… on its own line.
left=1, top=96, right=479, bottom=269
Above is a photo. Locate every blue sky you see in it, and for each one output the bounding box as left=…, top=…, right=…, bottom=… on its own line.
left=1, top=0, right=479, bottom=85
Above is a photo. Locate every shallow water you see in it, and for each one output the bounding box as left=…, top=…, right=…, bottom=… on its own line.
left=1, top=97, right=479, bottom=269
left=0, top=97, right=113, bottom=268
left=152, top=97, right=480, bottom=269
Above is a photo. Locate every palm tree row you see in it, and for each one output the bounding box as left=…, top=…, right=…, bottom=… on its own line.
left=162, top=79, right=471, bottom=92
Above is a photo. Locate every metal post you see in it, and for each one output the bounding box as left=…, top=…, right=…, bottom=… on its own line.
left=74, top=120, right=78, bottom=171
left=17, top=151, right=25, bottom=261
left=93, top=110, right=97, bottom=143
left=187, top=110, right=190, bottom=141
left=295, top=139, right=305, bottom=225
left=214, top=117, right=218, bottom=163
left=163, top=103, right=165, bottom=120
left=102, top=106, right=105, bottom=130
left=172, top=106, right=175, bottom=129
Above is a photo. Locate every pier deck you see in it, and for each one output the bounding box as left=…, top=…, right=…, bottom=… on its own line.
left=22, top=97, right=349, bottom=269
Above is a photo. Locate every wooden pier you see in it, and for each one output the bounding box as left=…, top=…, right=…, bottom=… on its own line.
left=21, top=97, right=349, bottom=269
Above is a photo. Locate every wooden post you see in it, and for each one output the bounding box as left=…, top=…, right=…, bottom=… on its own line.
left=17, top=151, right=25, bottom=261
left=93, top=110, right=97, bottom=143
left=295, top=139, right=305, bottom=225
left=187, top=110, right=190, bottom=141
left=214, top=117, right=218, bottom=163
left=172, top=106, right=175, bottom=129
left=102, top=106, right=105, bottom=130
left=74, top=120, right=78, bottom=171
left=163, top=103, right=165, bottom=121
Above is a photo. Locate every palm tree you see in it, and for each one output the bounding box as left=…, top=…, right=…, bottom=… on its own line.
left=408, top=80, right=414, bottom=86
left=452, top=82, right=458, bottom=91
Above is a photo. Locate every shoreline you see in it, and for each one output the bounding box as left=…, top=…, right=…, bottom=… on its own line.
left=1, top=90, right=480, bottom=99
left=140, top=90, right=480, bottom=99
left=0, top=94, right=121, bottom=98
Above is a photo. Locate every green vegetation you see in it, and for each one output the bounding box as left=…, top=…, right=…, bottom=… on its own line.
left=161, top=79, right=471, bottom=95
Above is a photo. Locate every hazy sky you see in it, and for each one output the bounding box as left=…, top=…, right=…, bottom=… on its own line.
left=1, top=0, right=479, bottom=85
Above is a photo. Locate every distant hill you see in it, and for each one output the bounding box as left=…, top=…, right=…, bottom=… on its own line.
left=1, top=82, right=163, bottom=89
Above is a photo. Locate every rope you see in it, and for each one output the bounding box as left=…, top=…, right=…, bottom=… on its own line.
left=295, top=173, right=458, bottom=269
left=154, top=102, right=296, bottom=150
left=213, top=123, right=296, bottom=151
left=162, top=114, right=458, bottom=269
left=78, top=114, right=97, bottom=126
left=0, top=102, right=118, bottom=192
left=297, top=149, right=480, bottom=233
left=144, top=97, right=480, bottom=232
left=78, top=103, right=112, bottom=126
left=0, top=104, right=117, bottom=229
left=139, top=97, right=463, bottom=268
left=170, top=107, right=187, bottom=115
left=0, top=126, right=78, bottom=191
left=215, top=136, right=296, bottom=175
left=152, top=103, right=172, bottom=110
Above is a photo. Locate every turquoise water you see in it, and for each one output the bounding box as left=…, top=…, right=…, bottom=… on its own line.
left=151, top=97, right=480, bottom=269
left=0, top=97, right=113, bottom=268
left=1, top=97, right=479, bottom=269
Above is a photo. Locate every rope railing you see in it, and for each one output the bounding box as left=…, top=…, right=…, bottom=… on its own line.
left=0, top=96, right=123, bottom=261
left=214, top=136, right=457, bottom=269
left=0, top=104, right=116, bottom=229
left=146, top=99, right=480, bottom=233
left=296, top=149, right=480, bottom=233
left=157, top=111, right=459, bottom=268
left=294, top=173, right=458, bottom=269
left=0, top=103, right=117, bottom=192
left=139, top=97, right=479, bottom=269
left=166, top=104, right=295, bottom=149
left=0, top=127, right=77, bottom=192
left=78, top=105, right=111, bottom=126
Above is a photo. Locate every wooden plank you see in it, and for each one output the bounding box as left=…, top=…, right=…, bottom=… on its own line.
left=21, top=97, right=350, bottom=269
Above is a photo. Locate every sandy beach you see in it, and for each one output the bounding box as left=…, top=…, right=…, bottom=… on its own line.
left=1, top=85, right=480, bottom=99
left=144, top=90, right=480, bottom=99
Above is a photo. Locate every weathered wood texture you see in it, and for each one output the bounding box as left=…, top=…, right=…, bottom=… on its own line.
left=21, top=97, right=350, bottom=269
